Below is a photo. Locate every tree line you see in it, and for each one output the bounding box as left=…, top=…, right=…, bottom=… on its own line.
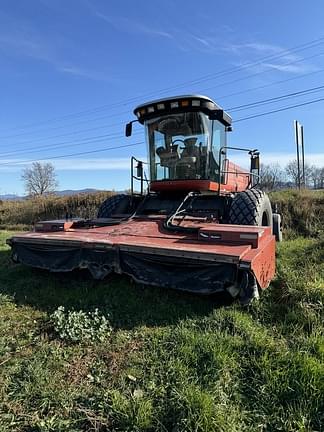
left=20, top=160, right=324, bottom=197
left=259, top=160, right=324, bottom=191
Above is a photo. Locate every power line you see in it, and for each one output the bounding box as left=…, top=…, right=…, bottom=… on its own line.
left=4, top=64, right=324, bottom=151
left=0, top=142, right=145, bottom=167
left=0, top=132, right=124, bottom=156
left=2, top=35, right=324, bottom=134
left=4, top=121, right=124, bottom=146
left=198, top=50, right=324, bottom=95
left=235, top=97, right=324, bottom=122
left=109, top=36, right=324, bottom=105
left=151, top=37, right=324, bottom=94
left=0, top=110, right=130, bottom=140
left=216, top=66, right=324, bottom=102
left=2, top=94, right=324, bottom=168
left=2, top=83, right=324, bottom=159
left=228, top=84, right=324, bottom=112
left=1, top=94, right=323, bottom=172
left=1, top=40, right=324, bottom=143
left=2, top=51, right=324, bottom=149
left=0, top=130, right=142, bottom=158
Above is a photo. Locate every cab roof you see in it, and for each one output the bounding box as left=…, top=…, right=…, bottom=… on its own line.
left=133, top=94, right=232, bottom=127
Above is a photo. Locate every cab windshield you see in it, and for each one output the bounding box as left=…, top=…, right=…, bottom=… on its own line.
left=145, top=112, right=225, bottom=182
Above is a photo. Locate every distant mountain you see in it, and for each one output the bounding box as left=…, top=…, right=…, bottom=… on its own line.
left=0, top=188, right=118, bottom=201
left=0, top=194, right=23, bottom=201
left=0, top=190, right=99, bottom=200
left=55, top=188, right=99, bottom=196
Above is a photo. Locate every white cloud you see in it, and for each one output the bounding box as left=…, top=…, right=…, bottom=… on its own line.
left=226, top=42, right=297, bottom=59
left=57, top=65, right=118, bottom=82
left=0, top=21, right=111, bottom=81
left=229, top=152, right=324, bottom=169
left=261, top=62, right=314, bottom=74
left=191, top=36, right=212, bottom=48
left=241, top=42, right=291, bottom=55
left=95, top=12, right=173, bottom=40
left=1, top=153, right=323, bottom=174
left=223, top=41, right=318, bottom=75
left=0, top=157, right=147, bottom=172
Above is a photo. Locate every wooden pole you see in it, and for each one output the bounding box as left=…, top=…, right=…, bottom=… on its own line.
left=301, top=125, right=306, bottom=187
left=294, top=120, right=301, bottom=190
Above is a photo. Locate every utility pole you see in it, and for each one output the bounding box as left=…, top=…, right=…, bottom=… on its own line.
left=294, top=120, right=305, bottom=189
left=301, top=125, right=306, bottom=187
left=294, top=120, right=301, bottom=189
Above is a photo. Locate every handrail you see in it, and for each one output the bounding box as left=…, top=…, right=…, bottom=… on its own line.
left=218, top=146, right=260, bottom=192
left=131, top=156, right=149, bottom=195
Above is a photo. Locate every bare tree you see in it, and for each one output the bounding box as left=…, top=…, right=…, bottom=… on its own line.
left=320, top=167, right=324, bottom=189
left=259, top=163, right=285, bottom=191
left=285, top=160, right=299, bottom=187
left=314, top=166, right=324, bottom=189
left=285, top=159, right=313, bottom=188
left=22, top=162, right=58, bottom=196
left=309, top=165, right=324, bottom=189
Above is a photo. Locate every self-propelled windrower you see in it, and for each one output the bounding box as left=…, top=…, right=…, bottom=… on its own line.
left=8, top=95, right=282, bottom=304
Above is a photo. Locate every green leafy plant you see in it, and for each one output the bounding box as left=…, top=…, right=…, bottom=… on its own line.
left=51, top=306, right=112, bottom=343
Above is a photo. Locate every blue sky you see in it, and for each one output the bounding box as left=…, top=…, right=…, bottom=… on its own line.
left=1, top=0, right=324, bottom=194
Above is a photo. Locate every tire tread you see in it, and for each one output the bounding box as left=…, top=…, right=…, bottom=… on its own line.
left=97, top=194, right=128, bottom=218
left=229, top=189, right=271, bottom=226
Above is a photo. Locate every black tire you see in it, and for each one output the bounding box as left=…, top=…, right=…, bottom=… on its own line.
left=97, top=194, right=133, bottom=218
left=229, top=189, right=273, bottom=228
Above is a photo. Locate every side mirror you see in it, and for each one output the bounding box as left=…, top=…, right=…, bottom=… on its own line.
left=136, top=161, right=143, bottom=178
left=125, top=122, right=132, bottom=137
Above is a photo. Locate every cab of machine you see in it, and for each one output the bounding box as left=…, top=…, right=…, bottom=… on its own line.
left=128, top=95, right=232, bottom=191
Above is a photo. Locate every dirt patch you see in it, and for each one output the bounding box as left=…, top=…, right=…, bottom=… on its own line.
left=103, top=339, right=143, bottom=377
left=65, top=339, right=143, bottom=386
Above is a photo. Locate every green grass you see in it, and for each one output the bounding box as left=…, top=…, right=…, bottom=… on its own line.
left=269, top=189, right=324, bottom=238
left=0, top=230, right=323, bottom=432
left=1, top=188, right=323, bottom=236
left=0, top=191, right=114, bottom=229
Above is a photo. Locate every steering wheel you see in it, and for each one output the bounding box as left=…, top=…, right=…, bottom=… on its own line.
left=171, top=139, right=185, bottom=146
left=172, top=137, right=198, bottom=149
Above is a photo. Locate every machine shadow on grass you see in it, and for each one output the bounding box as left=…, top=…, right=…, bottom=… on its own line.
left=0, top=249, right=233, bottom=330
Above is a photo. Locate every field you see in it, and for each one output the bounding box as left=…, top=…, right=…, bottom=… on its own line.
left=0, top=191, right=114, bottom=231
left=0, top=190, right=323, bottom=431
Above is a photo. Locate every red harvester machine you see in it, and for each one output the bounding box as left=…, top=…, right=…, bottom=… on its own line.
left=7, top=95, right=282, bottom=304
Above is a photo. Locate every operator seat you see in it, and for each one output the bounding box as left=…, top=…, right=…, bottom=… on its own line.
left=156, top=144, right=180, bottom=168
left=176, top=138, right=201, bottom=179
